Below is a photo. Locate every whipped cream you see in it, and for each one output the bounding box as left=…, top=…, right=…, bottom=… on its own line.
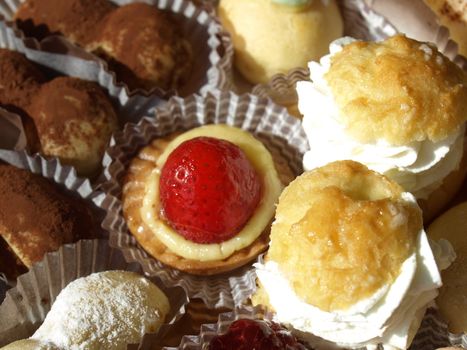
left=298, top=37, right=466, bottom=199
left=255, top=193, right=453, bottom=350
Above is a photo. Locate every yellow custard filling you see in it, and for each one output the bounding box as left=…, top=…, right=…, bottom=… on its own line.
left=140, top=125, right=283, bottom=261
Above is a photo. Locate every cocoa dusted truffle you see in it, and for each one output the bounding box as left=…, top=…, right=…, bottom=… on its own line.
left=27, top=77, right=119, bottom=176
left=15, top=0, right=115, bottom=46
left=0, top=164, right=98, bottom=280
left=89, top=2, right=192, bottom=91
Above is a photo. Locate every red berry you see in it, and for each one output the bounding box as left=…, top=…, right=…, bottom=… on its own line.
left=159, top=137, right=262, bottom=244
left=209, top=319, right=308, bottom=350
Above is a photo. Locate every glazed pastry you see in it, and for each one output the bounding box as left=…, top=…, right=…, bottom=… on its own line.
left=423, top=0, right=467, bottom=58
left=298, top=34, right=467, bottom=221
left=27, top=76, right=118, bottom=176
left=2, top=271, right=170, bottom=350
left=428, top=201, right=467, bottom=333
left=122, top=124, right=293, bottom=275
left=0, top=49, right=46, bottom=151
left=209, top=319, right=307, bottom=349
left=254, top=160, right=453, bottom=349
left=89, top=2, right=192, bottom=91
left=0, top=164, right=98, bottom=279
left=15, top=0, right=115, bottom=46
left=15, top=0, right=193, bottom=92
left=219, top=0, right=343, bottom=84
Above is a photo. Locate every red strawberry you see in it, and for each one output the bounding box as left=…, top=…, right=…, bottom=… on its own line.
left=159, top=136, right=262, bottom=244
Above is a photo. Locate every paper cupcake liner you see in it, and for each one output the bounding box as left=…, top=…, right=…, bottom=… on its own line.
left=0, top=0, right=233, bottom=97
left=0, top=239, right=189, bottom=349
left=362, top=0, right=467, bottom=70
left=100, top=89, right=308, bottom=309
left=163, top=305, right=275, bottom=350
left=251, top=0, right=398, bottom=111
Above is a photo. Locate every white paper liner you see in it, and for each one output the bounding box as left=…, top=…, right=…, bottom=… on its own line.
left=362, top=0, right=467, bottom=70
left=0, top=0, right=234, bottom=97
left=251, top=0, right=398, bottom=109
left=100, top=89, right=308, bottom=309
left=0, top=239, right=189, bottom=349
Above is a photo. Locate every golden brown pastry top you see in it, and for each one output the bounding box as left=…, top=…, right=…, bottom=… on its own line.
left=267, top=160, right=422, bottom=311
left=27, top=76, right=118, bottom=176
left=15, top=0, right=115, bottom=46
left=89, top=2, right=192, bottom=91
left=0, top=164, right=97, bottom=268
left=326, top=35, right=467, bottom=145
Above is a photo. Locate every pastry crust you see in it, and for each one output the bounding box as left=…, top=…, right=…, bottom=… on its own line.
left=264, top=161, right=422, bottom=311
left=326, top=35, right=467, bottom=145
left=122, top=132, right=294, bottom=275
left=423, top=0, right=467, bottom=58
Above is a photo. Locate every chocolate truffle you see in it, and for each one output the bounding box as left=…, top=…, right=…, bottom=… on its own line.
left=89, top=2, right=192, bottom=91
left=15, top=0, right=115, bottom=46
left=0, top=164, right=98, bottom=279
left=27, top=77, right=119, bottom=176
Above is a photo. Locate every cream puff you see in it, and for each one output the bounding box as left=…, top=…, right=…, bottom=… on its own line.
left=0, top=163, right=98, bottom=279
left=122, top=124, right=293, bottom=275
left=298, top=34, right=467, bottom=221
left=428, top=201, right=467, bottom=333
left=219, top=0, right=343, bottom=84
left=2, top=271, right=170, bottom=350
left=27, top=76, right=118, bottom=176
left=253, top=160, right=453, bottom=349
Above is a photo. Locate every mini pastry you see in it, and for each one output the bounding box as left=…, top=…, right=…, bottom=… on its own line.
left=89, top=2, right=192, bottom=91
left=2, top=271, right=170, bottom=350
left=427, top=201, right=467, bottom=333
left=15, top=0, right=115, bottom=46
left=423, top=0, right=467, bottom=58
left=122, top=124, right=293, bottom=275
left=0, top=163, right=98, bottom=279
left=298, top=34, right=467, bottom=221
left=15, top=0, right=193, bottom=92
left=219, top=0, right=343, bottom=84
left=209, top=319, right=307, bottom=349
left=27, top=76, right=118, bottom=176
left=254, top=160, right=453, bottom=349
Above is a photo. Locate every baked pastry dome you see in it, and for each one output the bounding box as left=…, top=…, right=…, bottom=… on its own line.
left=254, top=161, right=449, bottom=349
left=27, top=77, right=118, bottom=176
left=89, top=2, right=192, bottom=91
left=29, top=271, right=170, bottom=350
left=219, top=0, right=343, bottom=84
left=298, top=35, right=467, bottom=221
left=0, top=163, right=98, bottom=278
left=428, top=201, right=467, bottom=333
left=122, top=124, right=292, bottom=275
left=15, top=0, right=115, bottom=46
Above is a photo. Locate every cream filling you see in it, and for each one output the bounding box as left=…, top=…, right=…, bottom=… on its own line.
left=256, top=230, right=448, bottom=349
left=139, top=125, right=283, bottom=262
left=298, top=37, right=465, bottom=199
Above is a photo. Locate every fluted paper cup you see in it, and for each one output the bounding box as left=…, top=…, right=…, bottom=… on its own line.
left=0, top=0, right=233, bottom=97
left=100, top=90, right=308, bottom=309
left=0, top=239, right=189, bottom=349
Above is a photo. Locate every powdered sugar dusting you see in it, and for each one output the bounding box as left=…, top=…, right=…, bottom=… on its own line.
left=32, top=271, right=170, bottom=350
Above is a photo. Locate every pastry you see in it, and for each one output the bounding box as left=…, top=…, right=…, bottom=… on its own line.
left=209, top=319, right=307, bottom=349
left=297, top=34, right=467, bottom=221
left=27, top=76, right=118, bottom=176
left=122, top=124, right=293, bottom=275
left=15, top=0, right=193, bottom=92
left=219, top=0, right=343, bottom=84
left=423, top=0, right=467, bottom=58
left=0, top=163, right=98, bottom=279
left=15, top=0, right=115, bottom=46
left=253, top=160, right=453, bottom=349
left=89, top=2, right=192, bottom=91
left=1, top=271, right=170, bottom=350
left=0, top=340, right=58, bottom=350
left=427, top=201, right=467, bottom=333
